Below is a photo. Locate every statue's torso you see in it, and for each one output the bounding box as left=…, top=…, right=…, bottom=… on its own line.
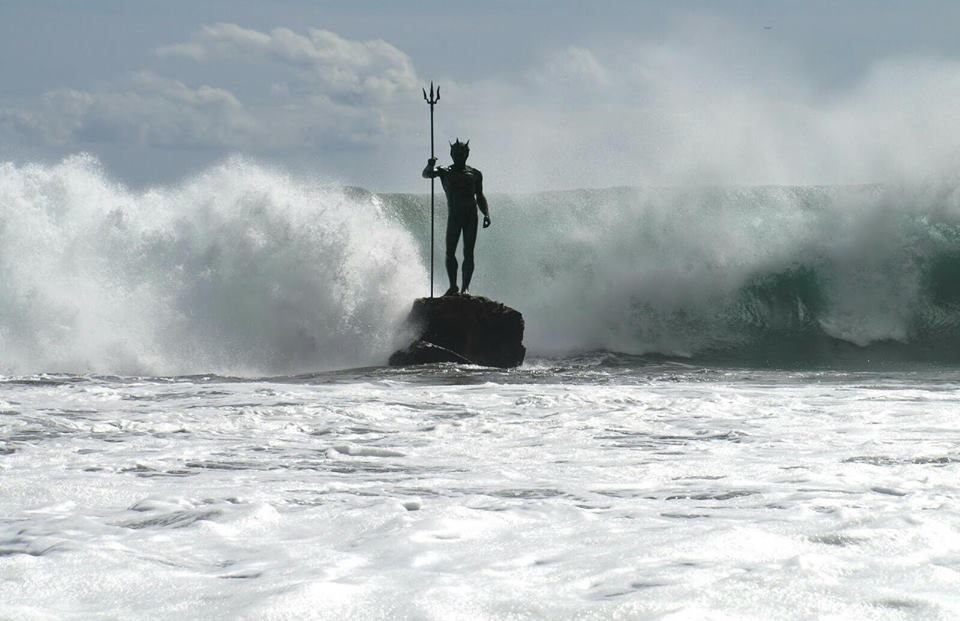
left=440, top=166, right=480, bottom=216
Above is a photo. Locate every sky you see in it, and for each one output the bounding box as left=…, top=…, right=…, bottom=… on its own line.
left=3, top=1, right=960, bottom=192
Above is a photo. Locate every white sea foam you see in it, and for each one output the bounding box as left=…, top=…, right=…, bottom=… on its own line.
left=0, top=155, right=425, bottom=375
left=2, top=367, right=960, bottom=619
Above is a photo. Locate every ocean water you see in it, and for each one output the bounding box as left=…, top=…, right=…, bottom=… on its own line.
left=3, top=157, right=960, bottom=619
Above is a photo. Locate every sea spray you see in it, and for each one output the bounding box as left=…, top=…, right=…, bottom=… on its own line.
left=7, top=154, right=960, bottom=374
left=0, top=154, right=425, bottom=375
left=385, top=182, right=960, bottom=361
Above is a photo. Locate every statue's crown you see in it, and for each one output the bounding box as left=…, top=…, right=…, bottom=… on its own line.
left=449, top=138, right=470, bottom=154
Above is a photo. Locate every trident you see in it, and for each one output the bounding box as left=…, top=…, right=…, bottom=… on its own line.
left=422, top=81, right=439, bottom=298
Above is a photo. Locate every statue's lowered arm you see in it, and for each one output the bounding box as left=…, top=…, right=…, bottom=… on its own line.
left=477, top=171, right=491, bottom=228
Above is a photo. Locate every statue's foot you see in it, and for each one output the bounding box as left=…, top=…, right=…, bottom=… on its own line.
left=460, top=287, right=470, bottom=296
left=443, top=285, right=459, bottom=297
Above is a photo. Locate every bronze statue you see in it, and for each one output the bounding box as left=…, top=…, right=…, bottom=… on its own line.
left=422, top=139, right=491, bottom=296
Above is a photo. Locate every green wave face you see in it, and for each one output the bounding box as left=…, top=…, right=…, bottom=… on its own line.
left=382, top=183, right=960, bottom=364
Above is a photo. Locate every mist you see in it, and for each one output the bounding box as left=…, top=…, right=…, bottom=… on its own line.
left=445, top=17, right=960, bottom=193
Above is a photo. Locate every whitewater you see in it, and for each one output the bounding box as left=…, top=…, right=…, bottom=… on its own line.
left=3, top=155, right=960, bottom=619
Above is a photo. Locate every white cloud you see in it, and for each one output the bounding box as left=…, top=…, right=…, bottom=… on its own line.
left=157, top=23, right=418, bottom=104
left=2, top=24, right=422, bottom=154
left=7, top=17, right=960, bottom=191
left=1, top=73, right=256, bottom=149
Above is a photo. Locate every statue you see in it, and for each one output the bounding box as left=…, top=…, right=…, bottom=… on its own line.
left=422, top=139, right=491, bottom=296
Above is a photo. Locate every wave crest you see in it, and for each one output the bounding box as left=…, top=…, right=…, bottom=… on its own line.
left=0, top=155, right=424, bottom=375
left=385, top=182, right=960, bottom=361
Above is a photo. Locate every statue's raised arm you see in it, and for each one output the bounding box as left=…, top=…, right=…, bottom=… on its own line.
left=422, top=158, right=443, bottom=179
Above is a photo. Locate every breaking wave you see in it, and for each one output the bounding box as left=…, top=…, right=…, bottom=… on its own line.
left=0, top=154, right=423, bottom=375
left=6, top=153, right=960, bottom=374
left=384, top=181, right=960, bottom=364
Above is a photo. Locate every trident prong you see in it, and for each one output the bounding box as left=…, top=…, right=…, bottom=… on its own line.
left=423, top=81, right=439, bottom=105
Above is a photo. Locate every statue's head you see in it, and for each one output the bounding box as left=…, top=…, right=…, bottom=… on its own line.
left=450, top=138, right=470, bottom=165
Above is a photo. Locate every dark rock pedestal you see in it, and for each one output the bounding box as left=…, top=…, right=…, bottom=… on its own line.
left=389, top=295, right=525, bottom=368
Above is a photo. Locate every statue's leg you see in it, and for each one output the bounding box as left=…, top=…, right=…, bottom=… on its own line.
left=445, top=213, right=462, bottom=294
left=461, top=215, right=478, bottom=293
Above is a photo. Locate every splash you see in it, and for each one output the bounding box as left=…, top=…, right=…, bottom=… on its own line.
left=7, top=153, right=960, bottom=373
left=0, top=154, right=424, bottom=375
left=385, top=180, right=960, bottom=362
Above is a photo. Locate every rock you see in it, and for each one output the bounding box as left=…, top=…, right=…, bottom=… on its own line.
left=388, top=339, right=473, bottom=366
left=389, top=295, right=525, bottom=368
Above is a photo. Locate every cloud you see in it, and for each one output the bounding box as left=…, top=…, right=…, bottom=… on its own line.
left=1, top=72, right=256, bottom=150
left=7, top=16, right=960, bottom=191
left=2, top=24, right=421, bottom=156
left=157, top=22, right=418, bottom=104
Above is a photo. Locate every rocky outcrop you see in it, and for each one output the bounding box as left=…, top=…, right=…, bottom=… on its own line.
left=389, top=295, right=525, bottom=368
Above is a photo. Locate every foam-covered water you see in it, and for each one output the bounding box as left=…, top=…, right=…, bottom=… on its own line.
left=2, top=361, right=960, bottom=619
